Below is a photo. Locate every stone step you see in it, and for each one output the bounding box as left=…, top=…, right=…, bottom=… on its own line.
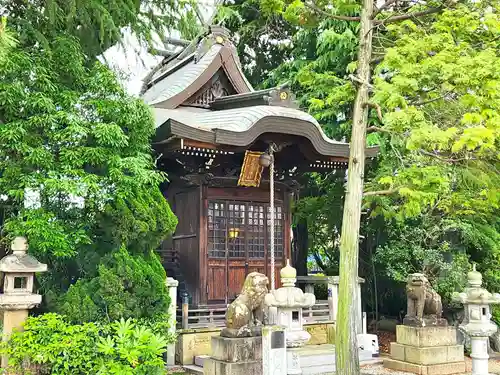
left=183, top=364, right=204, bottom=375
left=189, top=355, right=382, bottom=375
left=195, top=355, right=210, bottom=367
left=301, top=364, right=336, bottom=375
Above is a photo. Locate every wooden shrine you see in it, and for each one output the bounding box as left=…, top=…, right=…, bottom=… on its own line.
left=143, top=26, right=377, bottom=307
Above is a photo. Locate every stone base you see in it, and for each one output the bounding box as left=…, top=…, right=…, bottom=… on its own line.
left=383, top=358, right=465, bottom=375
left=384, top=325, right=465, bottom=375
left=390, top=343, right=464, bottom=365
left=396, top=325, right=458, bottom=347
left=403, top=316, right=448, bottom=328
left=203, top=336, right=262, bottom=375
left=203, top=358, right=261, bottom=375
left=210, top=336, right=262, bottom=362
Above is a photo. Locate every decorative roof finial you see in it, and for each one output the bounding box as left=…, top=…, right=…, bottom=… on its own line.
left=468, top=263, right=482, bottom=287
left=280, top=259, right=297, bottom=287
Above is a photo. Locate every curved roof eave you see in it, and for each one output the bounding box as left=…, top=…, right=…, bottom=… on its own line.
left=153, top=107, right=379, bottom=158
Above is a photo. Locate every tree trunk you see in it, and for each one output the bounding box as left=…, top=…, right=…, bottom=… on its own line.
left=335, top=0, right=374, bottom=373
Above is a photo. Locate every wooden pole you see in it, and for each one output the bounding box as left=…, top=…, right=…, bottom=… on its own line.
left=335, top=0, right=374, bottom=373
left=270, top=147, right=275, bottom=290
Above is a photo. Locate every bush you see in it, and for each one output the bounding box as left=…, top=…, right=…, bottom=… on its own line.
left=1, top=313, right=172, bottom=375
left=57, top=247, right=171, bottom=326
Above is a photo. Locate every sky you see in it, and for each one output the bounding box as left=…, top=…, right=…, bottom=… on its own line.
left=101, top=1, right=217, bottom=96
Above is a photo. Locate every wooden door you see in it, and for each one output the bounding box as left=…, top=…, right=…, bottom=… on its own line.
left=206, top=200, right=285, bottom=304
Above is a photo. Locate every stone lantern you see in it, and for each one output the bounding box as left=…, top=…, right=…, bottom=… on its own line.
left=0, top=237, right=47, bottom=342
left=265, top=259, right=316, bottom=348
left=453, top=265, right=500, bottom=375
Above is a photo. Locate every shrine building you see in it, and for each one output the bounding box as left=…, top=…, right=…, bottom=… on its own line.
left=142, top=26, right=377, bottom=308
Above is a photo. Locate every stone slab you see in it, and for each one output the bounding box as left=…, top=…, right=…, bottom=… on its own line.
left=304, top=323, right=336, bottom=345
left=210, top=335, right=262, bottom=363
left=176, top=327, right=223, bottom=365
left=203, top=358, right=262, bottom=375
left=289, top=345, right=336, bottom=367
left=384, top=358, right=465, bottom=375
left=396, top=325, right=458, bottom=347
left=390, top=343, right=464, bottom=365
left=195, top=355, right=210, bottom=367
left=183, top=364, right=204, bottom=375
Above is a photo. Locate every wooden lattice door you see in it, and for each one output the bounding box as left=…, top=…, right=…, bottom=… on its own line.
left=206, top=200, right=284, bottom=304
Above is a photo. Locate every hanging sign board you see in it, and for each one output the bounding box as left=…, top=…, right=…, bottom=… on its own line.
left=238, top=150, right=264, bottom=187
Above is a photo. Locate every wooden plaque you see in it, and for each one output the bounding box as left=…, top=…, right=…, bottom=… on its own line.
left=238, top=151, right=264, bottom=187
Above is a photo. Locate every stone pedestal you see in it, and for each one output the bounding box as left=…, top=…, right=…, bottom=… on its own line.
left=203, top=336, right=262, bottom=375
left=384, top=325, right=465, bottom=375
left=263, top=326, right=286, bottom=375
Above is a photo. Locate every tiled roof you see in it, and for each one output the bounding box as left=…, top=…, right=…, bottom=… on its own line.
left=142, top=47, right=219, bottom=106
left=141, top=27, right=253, bottom=109
left=152, top=106, right=373, bottom=158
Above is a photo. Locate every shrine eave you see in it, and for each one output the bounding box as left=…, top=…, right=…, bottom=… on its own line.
left=152, top=107, right=379, bottom=159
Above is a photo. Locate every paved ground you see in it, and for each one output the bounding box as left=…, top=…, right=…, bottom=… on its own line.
left=360, top=356, right=500, bottom=375
left=169, top=356, right=500, bottom=374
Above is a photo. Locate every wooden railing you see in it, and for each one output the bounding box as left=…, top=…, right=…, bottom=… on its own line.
left=158, top=247, right=179, bottom=265
left=177, top=305, right=227, bottom=329
left=302, top=300, right=332, bottom=323
left=177, top=299, right=333, bottom=330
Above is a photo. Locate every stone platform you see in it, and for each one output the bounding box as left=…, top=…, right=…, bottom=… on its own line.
left=384, top=325, right=465, bottom=375
left=287, top=344, right=376, bottom=375
left=203, top=336, right=262, bottom=375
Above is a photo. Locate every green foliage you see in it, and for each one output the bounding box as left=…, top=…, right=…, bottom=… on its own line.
left=4, top=0, right=201, bottom=59
left=228, top=0, right=500, bottom=319
left=216, top=0, right=298, bottom=87
left=59, top=247, right=171, bottom=324
left=368, top=1, right=500, bottom=222
left=373, top=218, right=470, bottom=302
left=1, top=313, right=171, bottom=375
left=0, top=33, right=177, bottom=320
left=0, top=17, right=16, bottom=62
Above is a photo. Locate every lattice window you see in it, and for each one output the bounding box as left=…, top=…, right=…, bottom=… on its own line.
left=268, top=206, right=284, bottom=259
left=227, top=203, right=245, bottom=258
left=208, top=200, right=284, bottom=259
left=248, top=204, right=265, bottom=258
left=208, top=201, right=226, bottom=258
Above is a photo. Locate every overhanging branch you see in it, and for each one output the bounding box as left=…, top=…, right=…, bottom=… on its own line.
left=374, top=7, right=443, bottom=25
left=305, top=2, right=361, bottom=22
left=418, top=149, right=475, bottom=163
left=363, top=189, right=398, bottom=197
left=306, top=1, right=443, bottom=26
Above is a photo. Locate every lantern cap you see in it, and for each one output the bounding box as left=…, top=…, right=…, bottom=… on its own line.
left=0, top=237, right=47, bottom=273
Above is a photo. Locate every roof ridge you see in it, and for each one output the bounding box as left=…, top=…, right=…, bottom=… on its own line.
left=140, top=26, right=238, bottom=95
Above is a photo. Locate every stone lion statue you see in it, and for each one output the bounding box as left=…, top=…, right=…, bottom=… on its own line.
left=221, top=272, right=269, bottom=338
left=404, top=273, right=446, bottom=326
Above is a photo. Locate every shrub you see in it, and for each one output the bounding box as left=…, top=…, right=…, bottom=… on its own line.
left=57, top=247, right=171, bottom=326
left=1, top=313, right=172, bottom=375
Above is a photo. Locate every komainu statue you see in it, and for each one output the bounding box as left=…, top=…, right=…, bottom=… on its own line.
left=404, top=273, right=447, bottom=327
left=221, top=272, right=269, bottom=337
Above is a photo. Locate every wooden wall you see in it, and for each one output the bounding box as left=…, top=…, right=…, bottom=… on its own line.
left=168, top=185, right=202, bottom=305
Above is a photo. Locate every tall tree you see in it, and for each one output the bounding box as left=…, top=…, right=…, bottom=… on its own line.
left=3, top=0, right=201, bottom=60
left=0, top=32, right=179, bottom=321
left=221, top=0, right=500, bottom=373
